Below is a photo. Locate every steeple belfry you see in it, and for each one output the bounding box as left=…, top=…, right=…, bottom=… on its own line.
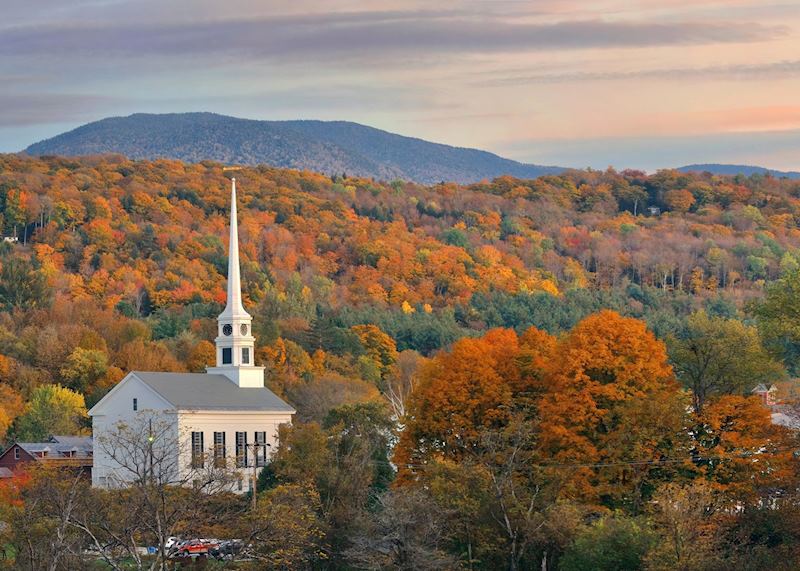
left=207, top=177, right=265, bottom=388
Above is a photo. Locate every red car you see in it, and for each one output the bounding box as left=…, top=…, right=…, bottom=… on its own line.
left=178, top=539, right=218, bottom=557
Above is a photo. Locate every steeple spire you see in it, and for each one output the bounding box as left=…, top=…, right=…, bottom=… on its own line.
left=221, top=178, right=250, bottom=320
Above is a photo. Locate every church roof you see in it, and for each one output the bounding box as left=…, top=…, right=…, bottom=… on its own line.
left=132, top=372, right=295, bottom=412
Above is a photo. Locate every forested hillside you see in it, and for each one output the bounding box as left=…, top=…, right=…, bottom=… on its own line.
left=23, top=113, right=564, bottom=184
left=0, top=153, right=800, bottom=402
left=4, top=154, right=800, bottom=569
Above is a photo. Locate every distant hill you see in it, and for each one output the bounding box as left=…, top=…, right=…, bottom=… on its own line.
left=23, top=113, right=565, bottom=184
left=678, top=163, right=800, bottom=179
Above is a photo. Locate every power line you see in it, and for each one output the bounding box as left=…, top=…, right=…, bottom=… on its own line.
left=395, top=446, right=798, bottom=471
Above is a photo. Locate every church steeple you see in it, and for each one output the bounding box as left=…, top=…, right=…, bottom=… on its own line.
left=207, top=177, right=265, bottom=388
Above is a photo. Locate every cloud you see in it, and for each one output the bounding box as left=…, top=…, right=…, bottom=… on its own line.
left=0, top=93, right=126, bottom=127
left=158, top=83, right=444, bottom=115
left=0, top=13, right=786, bottom=63
left=479, top=59, right=800, bottom=85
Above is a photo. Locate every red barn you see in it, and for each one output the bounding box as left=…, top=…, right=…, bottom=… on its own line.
left=0, top=435, right=93, bottom=478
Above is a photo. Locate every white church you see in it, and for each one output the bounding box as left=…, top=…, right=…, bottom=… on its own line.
left=89, top=179, right=295, bottom=491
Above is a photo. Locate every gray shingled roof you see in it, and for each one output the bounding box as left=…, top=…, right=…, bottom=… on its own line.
left=133, top=372, right=295, bottom=412
left=17, top=436, right=93, bottom=458
left=50, top=435, right=93, bottom=449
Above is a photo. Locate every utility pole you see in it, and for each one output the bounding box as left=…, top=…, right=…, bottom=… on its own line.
left=245, top=442, right=271, bottom=512
left=251, top=442, right=257, bottom=512
left=147, top=418, right=154, bottom=485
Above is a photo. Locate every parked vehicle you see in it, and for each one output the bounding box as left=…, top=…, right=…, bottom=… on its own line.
left=167, top=539, right=189, bottom=558
left=210, top=539, right=243, bottom=560
left=176, top=539, right=219, bottom=557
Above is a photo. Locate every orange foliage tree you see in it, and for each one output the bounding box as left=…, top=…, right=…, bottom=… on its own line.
left=0, top=383, right=24, bottom=439
left=537, top=310, right=685, bottom=508
left=394, top=327, right=556, bottom=482
left=691, top=395, right=798, bottom=504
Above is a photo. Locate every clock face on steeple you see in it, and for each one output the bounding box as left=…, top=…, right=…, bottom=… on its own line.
left=222, top=324, right=233, bottom=336
left=240, top=324, right=248, bottom=335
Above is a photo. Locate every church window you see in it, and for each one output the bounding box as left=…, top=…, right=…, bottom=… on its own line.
left=191, top=432, right=204, bottom=469
left=222, top=348, right=232, bottom=365
left=133, top=398, right=138, bottom=411
left=236, top=432, right=247, bottom=467
left=241, top=347, right=250, bottom=365
left=255, top=432, right=266, bottom=466
left=214, top=432, right=226, bottom=467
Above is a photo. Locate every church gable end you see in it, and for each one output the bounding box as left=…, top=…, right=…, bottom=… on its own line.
left=88, top=372, right=175, bottom=417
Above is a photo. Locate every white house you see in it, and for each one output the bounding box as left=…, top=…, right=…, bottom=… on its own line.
left=89, top=178, right=295, bottom=491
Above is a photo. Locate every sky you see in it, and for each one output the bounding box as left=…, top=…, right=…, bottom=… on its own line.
left=1, top=0, right=799, bottom=171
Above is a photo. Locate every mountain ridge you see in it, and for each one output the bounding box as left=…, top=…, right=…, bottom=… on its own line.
left=23, top=112, right=565, bottom=184
left=677, top=163, right=800, bottom=179
left=24, top=113, right=797, bottom=182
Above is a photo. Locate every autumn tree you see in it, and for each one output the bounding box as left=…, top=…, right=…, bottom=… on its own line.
left=382, top=349, right=426, bottom=419
left=394, top=328, right=521, bottom=478
left=750, top=268, right=800, bottom=372
left=59, top=347, right=109, bottom=394
left=12, top=384, right=88, bottom=441
left=0, top=257, right=52, bottom=311
left=287, top=372, right=380, bottom=423
left=559, top=516, right=654, bottom=571
left=663, top=189, right=695, bottom=213
left=538, top=311, right=684, bottom=509
left=244, top=483, right=328, bottom=568
left=5, top=465, right=89, bottom=571
left=352, top=323, right=399, bottom=382
left=345, top=488, right=456, bottom=571
left=724, top=500, right=800, bottom=569
left=186, top=339, right=215, bottom=372
left=1, top=187, right=25, bottom=237
left=669, top=312, right=785, bottom=413
left=268, top=402, right=395, bottom=561
left=324, top=401, right=394, bottom=495
left=467, top=416, right=576, bottom=571
left=424, top=460, right=500, bottom=568
left=0, top=470, right=28, bottom=560
left=114, top=338, right=184, bottom=373
left=0, top=383, right=24, bottom=439
left=691, top=395, right=797, bottom=503
left=393, top=326, right=569, bottom=568
left=644, top=481, right=723, bottom=571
